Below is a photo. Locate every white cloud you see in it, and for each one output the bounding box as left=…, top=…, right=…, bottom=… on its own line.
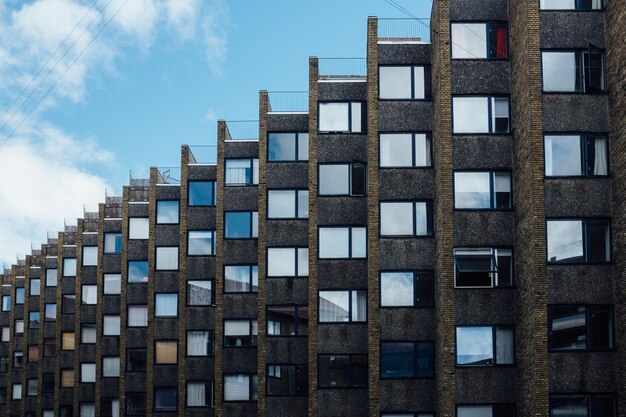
left=202, top=0, right=229, bottom=74
left=204, top=108, right=217, bottom=122
left=104, top=0, right=159, bottom=48
left=165, top=0, right=199, bottom=39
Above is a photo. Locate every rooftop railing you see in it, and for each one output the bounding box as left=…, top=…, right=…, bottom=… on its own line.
left=225, top=120, right=259, bottom=141
left=378, top=18, right=431, bottom=43
left=157, top=167, right=181, bottom=185
left=268, top=91, right=309, bottom=113
left=318, top=58, right=367, bottom=80
left=188, top=145, right=217, bottom=164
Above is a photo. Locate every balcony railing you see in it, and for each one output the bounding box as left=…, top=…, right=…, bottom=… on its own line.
left=188, top=145, right=217, bottom=164
left=318, top=58, right=366, bottom=80
left=378, top=18, right=431, bottom=43
left=268, top=91, right=309, bottom=113
left=225, top=120, right=259, bottom=141
left=156, top=167, right=181, bottom=185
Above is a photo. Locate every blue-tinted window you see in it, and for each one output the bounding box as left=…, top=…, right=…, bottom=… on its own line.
left=456, top=326, right=514, bottom=366
left=15, top=288, right=24, bottom=305
left=1, top=296, right=10, bottom=312
left=225, top=159, right=259, bottom=185
left=188, top=231, right=215, bottom=256
left=128, top=261, right=148, bottom=283
left=225, top=265, right=258, bottom=292
left=381, top=342, right=435, bottom=378
left=29, top=312, right=40, bottom=329
left=268, top=133, right=309, bottom=161
left=154, top=388, right=177, bottom=412
left=225, top=212, right=258, bottom=239
left=104, top=233, right=122, bottom=254
left=156, top=201, right=179, bottom=224
left=188, top=181, right=215, bottom=206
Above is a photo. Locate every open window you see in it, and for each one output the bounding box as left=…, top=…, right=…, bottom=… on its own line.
left=454, top=248, right=512, bottom=288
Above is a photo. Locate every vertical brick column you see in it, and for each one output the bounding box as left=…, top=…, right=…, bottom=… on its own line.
left=118, top=187, right=131, bottom=417
left=366, top=17, right=381, bottom=417
left=95, top=204, right=105, bottom=417
left=178, top=147, right=190, bottom=417
left=606, top=2, right=626, bottom=415
left=431, top=1, right=456, bottom=416
left=72, top=220, right=85, bottom=416
left=508, top=1, right=549, bottom=416
left=146, top=168, right=159, bottom=417
left=307, top=57, right=319, bottom=417
left=36, top=250, right=46, bottom=417
left=257, top=91, right=269, bottom=417
left=51, top=234, right=63, bottom=417
left=19, top=256, right=33, bottom=417
left=214, top=120, right=226, bottom=417
left=6, top=266, right=17, bottom=417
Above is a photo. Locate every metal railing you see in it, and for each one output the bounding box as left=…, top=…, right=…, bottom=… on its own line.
left=378, top=18, right=431, bottom=42
left=225, top=120, right=259, bottom=141
left=267, top=91, right=309, bottom=113
left=188, top=145, right=217, bottom=164
left=157, top=167, right=181, bottom=184
left=318, top=58, right=367, bottom=79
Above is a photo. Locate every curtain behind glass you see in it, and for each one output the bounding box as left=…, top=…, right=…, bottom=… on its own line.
left=187, top=331, right=208, bottom=356
left=352, top=291, right=367, bottom=322
left=80, top=404, right=95, bottom=417
left=496, top=328, right=514, bottom=364
left=187, top=383, right=206, bottom=406
left=128, top=306, right=148, bottom=327
left=593, top=137, right=608, bottom=175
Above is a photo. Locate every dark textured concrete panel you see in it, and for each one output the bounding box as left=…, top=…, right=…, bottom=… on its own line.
left=453, top=212, right=515, bottom=246
left=453, top=136, right=513, bottom=169
left=317, top=324, right=368, bottom=353
left=186, top=358, right=214, bottom=379
left=127, top=284, right=148, bottom=304
left=265, top=337, right=308, bottom=363
left=378, top=101, right=433, bottom=132
left=266, top=221, right=309, bottom=246
left=379, top=169, right=435, bottom=200
left=126, top=328, right=148, bottom=348
left=379, top=239, right=436, bottom=270
left=267, top=114, right=309, bottom=132
left=153, top=366, right=178, bottom=385
left=81, top=267, right=97, bottom=284
left=102, top=255, right=121, bottom=273
left=224, top=187, right=259, bottom=211
left=154, top=225, right=180, bottom=246
left=450, top=0, right=509, bottom=20
left=540, top=11, right=606, bottom=49
left=186, top=307, right=214, bottom=329
left=379, top=309, right=436, bottom=340
left=380, top=380, right=435, bottom=412
left=222, top=348, right=258, bottom=372
left=542, top=95, right=609, bottom=132
left=103, top=219, right=122, bottom=232
left=317, top=134, right=368, bottom=162
left=318, top=81, right=367, bottom=101
left=125, top=372, right=147, bottom=391
left=317, top=197, right=368, bottom=225
left=456, top=368, right=516, bottom=402
left=187, top=164, right=216, bottom=181
left=154, top=272, right=179, bottom=292
left=223, top=294, right=258, bottom=318
left=547, top=265, right=613, bottom=304
left=127, top=240, right=149, bottom=260
left=223, top=403, right=257, bottom=417
left=317, top=390, right=368, bottom=417
left=452, top=61, right=511, bottom=95
left=224, top=141, right=259, bottom=158
left=186, top=257, right=215, bottom=279
left=544, top=179, right=612, bottom=217
left=153, top=318, right=177, bottom=339
left=82, top=234, right=99, bottom=246
left=455, top=289, right=515, bottom=324
left=266, top=398, right=308, bottom=417
left=266, top=163, right=309, bottom=189
left=223, top=240, right=258, bottom=264
left=187, top=207, right=216, bottom=230
left=266, top=278, right=309, bottom=305
left=155, top=185, right=180, bottom=200
left=317, top=260, right=368, bottom=289
left=102, top=296, right=120, bottom=314
left=549, top=353, right=615, bottom=392
left=128, top=203, right=149, bottom=217
left=378, top=43, right=432, bottom=65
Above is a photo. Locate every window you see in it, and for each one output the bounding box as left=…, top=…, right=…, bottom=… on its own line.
left=267, top=190, right=309, bottom=219
left=548, top=305, right=613, bottom=351
left=545, top=134, right=608, bottom=177
left=128, top=261, right=149, bottom=283
left=82, top=246, right=98, bottom=266
left=155, top=294, right=178, bottom=317
left=267, top=248, right=308, bottom=277
left=43, top=373, right=55, bottom=393
left=155, top=341, right=177, bottom=364
left=104, top=274, right=121, bottom=295
left=540, top=0, right=602, bottom=9
left=102, top=356, right=120, bottom=377
left=104, top=233, right=122, bottom=254
left=188, top=231, right=215, bottom=255
left=380, top=201, right=433, bottom=236
left=318, top=163, right=366, bottom=195
left=155, top=388, right=178, bottom=414
left=457, top=404, right=516, bottom=417
left=80, top=403, right=95, bottom=417
left=15, top=288, right=24, bottom=304
left=224, top=320, right=258, bottom=347
left=127, top=393, right=147, bottom=416
left=380, top=272, right=434, bottom=307
left=1, top=327, right=8, bottom=341
left=187, top=382, right=212, bottom=407
left=61, top=369, right=74, bottom=387
left=225, top=211, right=258, bottom=239
left=319, top=290, right=366, bottom=322
left=12, top=383, right=22, bottom=400
left=63, top=258, right=77, bottom=277
left=454, top=248, right=513, bottom=288
left=14, top=320, right=24, bottom=335
left=103, top=398, right=120, bottom=416
left=382, top=414, right=433, bottom=417
left=456, top=326, right=515, bottom=366
left=62, top=295, right=76, bottom=313
left=546, top=219, right=610, bottom=263
left=318, top=227, right=366, bottom=259
left=0, top=388, right=5, bottom=404
left=62, top=332, right=75, bottom=350
left=156, top=200, right=179, bottom=224
left=188, top=181, right=215, bottom=206
left=81, top=363, right=96, bottom=383
left=188, top=281, right=213, bottom=305
left=550, top=395, right=615, bottom=417
left=81, top=285, right=97, bottom=304
left=379, top=65, right=431, bottom=100
left=318, top=102, right=366, bottom=133
left=225, top=158, right=259, bottom=185
left=27, top=346, right=38, bottom=363
left=318, top=354, right=367, bottom=388
left=44, top=303, right=56, bottom=321
left=44, top=339, right=56, bottom=355
left=267, top=306, right=308, bottom=336
left=381, top=342, right=435, bottom=378
left=268, top=133, right=309, bottom=161
left=127, top=348, right=147, bottom=372
left=81, top=324, right=97, bottom=343
left=453, top=96, right=510, bottom=134
left=380, top=133, right=432, bottom=168
left=1, top=296, right=9, bottom=311
left=542, top=51, right=606, bottom=93
left=224, top=374, right=258, bottom=401
left=187, top=331, right=214, bottom=356
left=45, top=268, right=57, bottom=286
left=129, top=217, right=149, bottom=240
left=156, top=247, right=179, bottom=270
left=26, top=379, right=37, bottom=396
left=103, top=315, right=120, bottom=336
left=13, top=351, right=23, bottom=368
left=30, top=279, right=40, bottom=296
left=128, top=305, right=148, bottom=327
left=225, top=265, right=258, bottom=292
left=28, top=312, right=39, bottom=329
left=451, top=22, right=508, bottom=59
left=266, top=365, right=307, bottom=396
left=454, top=172, right=512, bottom=209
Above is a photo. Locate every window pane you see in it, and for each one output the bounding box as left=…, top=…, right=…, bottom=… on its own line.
left=127, top=393, right=147, bottom=416
left=542, top=52, right=579, bottom=92
left=319, top=228, right=349, bottom=258
left=381, top=272, right=414, bottom=307
left=225, top=212, right=252, bottom=238
left=540, top=0, right=576, bottom=9
left=318, top=355, right=350, bottom=387
left=225, top=266, right=252, bottom=292
left=589, top=221, right=610, bottom=262
left=351, top=227, right=367, bottom=258
left=128, top=218, right=149, bottom=240
left=268, top=133, right=296, bottom=161
left=381, top=343, right=415, bottom=378
left=297, top=190, right=309, bottom=218
left=457, top=405, right=494, bottom=417
left=81, top=324, right=96, bottom=343
left=63, top=258, right=76, bottom=277
left=46, top=269, right=57, bottom=287
left=81, top=363, right=96, bottom=382
left=351, top=291, right=367, bottom=322
left=550, top=396, right=589, bottom=417
left=319, top=165, right=349, bottom=195
left=188, top=281, right=212, bottom=305
left=155, top=294, right=178, bottom=317
left=156, top=247, right=178, bottom=270
left=30, top=279, right=40, bottom=296
left=156, top=201, right=179, bottom=224
left=267, top=306, right=296, bottom=336
left=452, top=23, right=487, bottom=59
left=319, top=103, right=349, bottom=132
left=414, top=66, right=426, bottom=99
left=62, top=332, right=75, bottom=350
left=188, top=231, right=214, bottom=255
left=267, top=248, right=296, bottom=276
left=82, top=247, right=98, bottom=266
left=492, top=97, right=510, bottom=133
left=381, top=202, right=413, bottom=236
left=155, top=341, right=177, bottom=364
left=319, top=291, right=349, bottom=322
left=154, top=388, right=177, bottom=412
left=351, top=163, right=366, bottom=195
left=297, top=248, right=309, bottom=277
left=187, top=331, right=210, bottom=356
left=45, top=304, right=56, bottom=321
left=298, top=133, right=309, bottom=161
left=494, top=172, right=511, bottom=209
left=547, top=220, right=584, bottom=262
left=549, top=306, right=586, bottom=350
left=189, top=181, right=214, bottom=206
left=103, top=316, right=120, bottom=336
left=415, top=133, right=431, bottom=167
left=187, top=382, right=209, bottom=406
left=104, top=274, right=121, bottom=295
left=380, top=134, right=413, bottom=167
left=456, top=327, right=494, bottom=365
left=454, top=172, right=491, bottom=208
left=589, top=306, right=613, bottom=349
left=103, top=357, right=120, bottom=377
left=128, top=306, right=148, bottom=327
left=266, top=365, right=307, bottom=396
left=128, top=261, right=149, bottom=283
left=224, top=375, right=250, bottom=401
left=453, top=97, right=489, bottom=133
left=496, top=327, right=514, bottom=364
left=587, top=136, right=608, bottom=176
left=544, top=135, right=582, bottom=176
left=351, top=102, right=362, bottom=133
left=268, top=190, right=295, bottom=218
left=127, top=349, right=147, bottom=372
left=104, top=233, right=122, bottom=254
left=81, top=285, right=97, bottom=304
left=379, top=66, right=412, bottom=99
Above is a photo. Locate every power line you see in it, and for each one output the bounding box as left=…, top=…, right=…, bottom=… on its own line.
left=0, top=0, right=130, bottom=148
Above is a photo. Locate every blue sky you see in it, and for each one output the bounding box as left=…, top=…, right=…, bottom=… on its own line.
left=0, top=0, right=432, bottom=264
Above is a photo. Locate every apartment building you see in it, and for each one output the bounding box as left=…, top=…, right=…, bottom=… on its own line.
left=0, top=0, right=624, bottom=416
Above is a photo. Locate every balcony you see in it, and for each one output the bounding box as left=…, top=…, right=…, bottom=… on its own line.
left=318, top=58, right=366, bottom=80
left=187, top=145, right=217, bottom=165
left=225, top=120, right=258, bottom=141
left=268, top=91, right=308, bottom=113
left=378, top=18, right=431, bottom=43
